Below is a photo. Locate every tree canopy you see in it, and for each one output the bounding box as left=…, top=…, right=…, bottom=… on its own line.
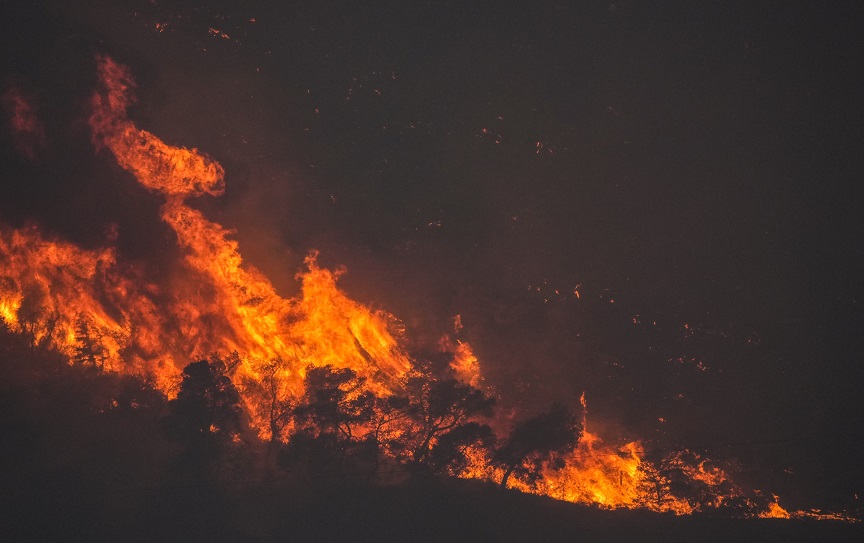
left=494, top=403, right=581, bottom=488
left=163, top=357, right=245, bottom=475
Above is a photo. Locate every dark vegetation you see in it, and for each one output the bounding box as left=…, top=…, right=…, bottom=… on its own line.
left=1, top=325, right=862, bottom=542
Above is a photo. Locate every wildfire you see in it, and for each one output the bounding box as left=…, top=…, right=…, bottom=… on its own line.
left=0, top=225, right=172, bottom=381
left=760, top=497, right=791, bottom=519
left=442, top=334, right=482, bottom=388
left=1, top=55, right=414, bottom=438
left=90, top=54, right=414, bottom=432
left=0, top=55, right=854, bottom=522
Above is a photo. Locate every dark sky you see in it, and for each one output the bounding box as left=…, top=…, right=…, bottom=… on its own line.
left=2, top=0, right=863, bottom=506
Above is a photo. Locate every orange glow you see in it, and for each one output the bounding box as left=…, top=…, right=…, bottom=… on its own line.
left=2, top=84, right=46, bottom=159
left=458, top=395, right=836, bottom=518
left=0, top=56, right=854, bottom=522
left=760, top=496, right=791, bottom=519
left=446, top=338, right=481, bottom=388
left=516, top=395, right=692, bottom=512
left=87, top=55, right=412, bottom=438
left=90, top=55, right=225, bottom=198
left=0, top=56, right=417, bottom=440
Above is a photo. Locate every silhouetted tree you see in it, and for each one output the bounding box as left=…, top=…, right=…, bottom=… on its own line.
left=426, top=421, right=495, bottom=476
left=13, top=287, right=63, bottom=353
left=638, top=459, right=674, bottom=509
left=74, top=314, right=105, bottom=368
left=241, top=356, right=295, bottom=446
left=163, top=357, right=244, bottom=472
left=282, top=365, right=378, bottom=476
left=368, top=394, right=411, bottom=454
left=494, top=403, right=580, bottom=488
left=405, top=377, right=496, bottom=472
left=294, top=365, right=376, bottom=441
left=311, top=392, right=412, bottom=479
left=16, top=284, right=47, bottom=350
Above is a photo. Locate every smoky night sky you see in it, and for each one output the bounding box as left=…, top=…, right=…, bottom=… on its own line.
left=2, top=0, right=863, bottom=504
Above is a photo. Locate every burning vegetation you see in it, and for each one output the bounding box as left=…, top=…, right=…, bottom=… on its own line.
left=0, top=56, right=855, bottom=524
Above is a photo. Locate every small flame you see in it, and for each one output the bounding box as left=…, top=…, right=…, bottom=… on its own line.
left=449, top=340, right=481, bottom=388
left=760, top=496, right=791, bottom=519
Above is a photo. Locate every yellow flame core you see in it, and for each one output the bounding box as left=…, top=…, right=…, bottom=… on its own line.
left=446, top=338, right=481, bottom=388
left=0, top=56, right=852, bottom=521
left=760, top=498, right=791, bottom=519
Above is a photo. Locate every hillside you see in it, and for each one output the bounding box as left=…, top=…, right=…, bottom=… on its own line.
left=1, top=332, right=860, bottom=542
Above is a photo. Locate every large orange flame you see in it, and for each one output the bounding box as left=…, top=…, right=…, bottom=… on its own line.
left=89, top=55, right=413, bottom=436
left=0, top=55, right=413, bottom=439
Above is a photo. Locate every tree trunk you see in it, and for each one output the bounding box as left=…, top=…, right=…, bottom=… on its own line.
left=500, top=464, right=517, bottom=488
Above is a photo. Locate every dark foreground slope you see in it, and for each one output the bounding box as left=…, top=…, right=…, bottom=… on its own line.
left=225, top=477, right=864, bottom=543
left=5, top=474, right=863, bottom=542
